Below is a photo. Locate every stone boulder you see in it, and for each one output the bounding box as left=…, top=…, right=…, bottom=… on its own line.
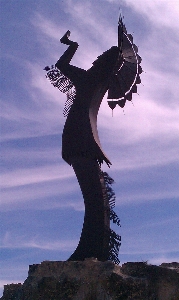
left=1, top=259, right=179, bottom=300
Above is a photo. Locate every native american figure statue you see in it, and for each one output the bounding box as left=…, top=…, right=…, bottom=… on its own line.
left=44, top=16, right=142, bottom=264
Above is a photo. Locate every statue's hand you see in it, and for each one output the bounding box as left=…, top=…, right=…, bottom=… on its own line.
left=60, top=30, right=71, bottom=45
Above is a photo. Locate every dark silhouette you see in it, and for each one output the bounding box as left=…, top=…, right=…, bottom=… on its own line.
left=45, top=16, right=142, bottom=263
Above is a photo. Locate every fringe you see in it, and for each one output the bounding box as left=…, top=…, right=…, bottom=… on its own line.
left=102, top=171, right=121, bottom=264
left=108, top=229, right=121, bottom=265
left=44, top=65, right=76, bottom=117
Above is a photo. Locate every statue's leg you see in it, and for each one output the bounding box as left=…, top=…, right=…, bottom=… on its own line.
left=68, top=157, right=110, bottom=262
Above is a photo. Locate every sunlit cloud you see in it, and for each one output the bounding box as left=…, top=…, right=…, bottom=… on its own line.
left=124, top=0, right=179, bottom=30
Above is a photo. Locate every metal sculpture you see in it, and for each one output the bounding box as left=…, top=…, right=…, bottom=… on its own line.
left=44, top=15, right=142, bottom=264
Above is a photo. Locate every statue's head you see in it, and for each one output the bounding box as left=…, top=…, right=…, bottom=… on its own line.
left=92, top=46, right=119, bottom=65
left=88, top=46, right=120, bottom=77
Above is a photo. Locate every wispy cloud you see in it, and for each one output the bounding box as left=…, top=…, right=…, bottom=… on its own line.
left=120, top=234, right=179, bottom=256
left=119, top=190, right=179, bottom=205
left=124, top=0, right=179, bottom=30
left=28, top=0, right=179, bottom=163
left=149, top=256, right=179, bottom=266
left=1, top=232, right=77, bottom=251
left=0, top=176, right=82, bottom=211
left=1, top=164, right=73, bottom=189
left=31, top=13, right=63, bottom=41
left=1, top=2, right=179, bottom=294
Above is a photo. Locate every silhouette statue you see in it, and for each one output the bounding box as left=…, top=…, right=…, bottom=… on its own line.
left=44, top=15, right=142, bottom=264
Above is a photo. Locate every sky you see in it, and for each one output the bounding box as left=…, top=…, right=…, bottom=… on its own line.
left=1, top=0, right=179, bottom=295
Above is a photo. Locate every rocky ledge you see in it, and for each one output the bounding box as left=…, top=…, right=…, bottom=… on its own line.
left=1, top=259, right=179, bottom=300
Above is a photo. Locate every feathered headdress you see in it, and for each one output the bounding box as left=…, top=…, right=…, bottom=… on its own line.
left=107, top=14, right=142, bottom=111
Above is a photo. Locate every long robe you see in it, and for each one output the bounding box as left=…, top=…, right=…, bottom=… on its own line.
left=56, top=44, right=120, bottom=261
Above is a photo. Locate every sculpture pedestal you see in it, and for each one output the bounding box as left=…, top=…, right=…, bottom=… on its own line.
left=1, top=259, right=179, bottom=300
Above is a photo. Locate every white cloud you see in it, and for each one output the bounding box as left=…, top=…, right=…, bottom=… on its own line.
left=127, top=216, right=179, bottom=232
left=64, top=0, right=116, bottom=44
left=115, top=188, right=179, bottom=206
left=0, top=160, right=85, bottom=212
left=124, top=0, right=179, bottom=29
left=0, top=176, right=79, bottom=208
left=1, top=164, right=73, bottom=189
left=149, top=256, right=179, bottom=266
left=1, top=1, right=179, bottom=297
left=120, top=248, right=179, bottom=256
left=106, top=0, right=179, bottom=29
left=120, top=235, right=179, bottom=256
left=1, top=1, right=179, bottom=214
left=31, top=13, right=63, bottom=41
left=1, top=232, right=77, bottom=251
left=1, top=71, right=65, bottom=142
left=27, top=2, right=179, bottom=172
left=98, top=101, right=179, bottom=173
left=100, top=96, right=179, bottom=140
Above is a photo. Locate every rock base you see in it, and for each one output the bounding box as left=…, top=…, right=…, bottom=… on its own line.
left=1, top=259, right=179, bottom=300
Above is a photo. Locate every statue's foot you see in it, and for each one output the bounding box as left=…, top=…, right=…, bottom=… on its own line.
left=60, top=30, right=71, bottom=45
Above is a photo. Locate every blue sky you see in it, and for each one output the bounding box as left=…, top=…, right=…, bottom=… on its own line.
left=1, top=0, right=179, bottom=295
